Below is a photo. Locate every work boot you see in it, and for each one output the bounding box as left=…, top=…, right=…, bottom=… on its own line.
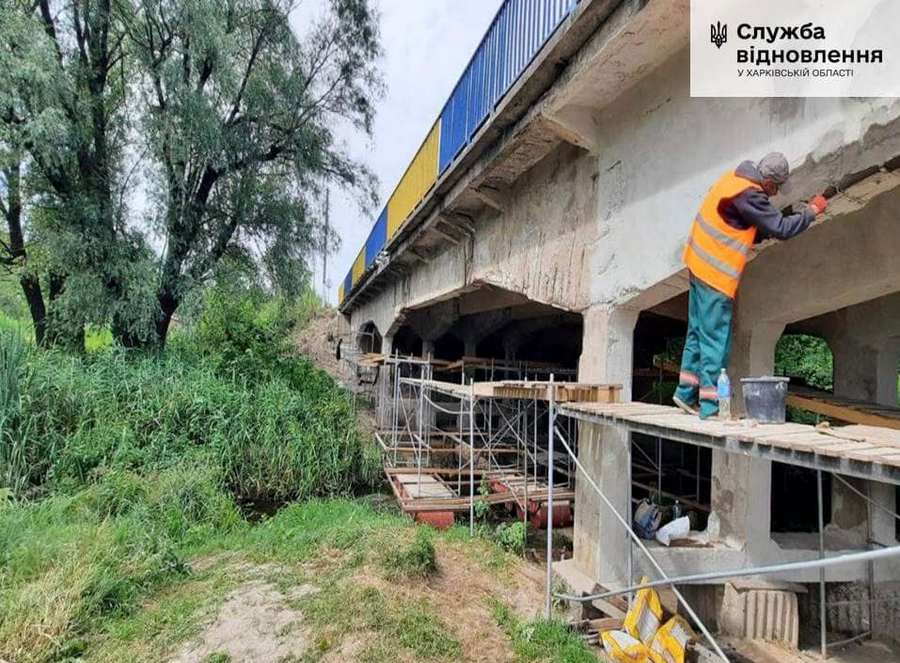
left=699, top=402, right=719, bottom=420
left=672, top=395, right=698, bottom=416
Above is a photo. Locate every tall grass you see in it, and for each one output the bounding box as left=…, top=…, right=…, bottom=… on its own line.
left=0, top=331, right=31, bottom=499
left=0, top=284, right=382, bottom=662
left=10, top=345, right=379, bottom=503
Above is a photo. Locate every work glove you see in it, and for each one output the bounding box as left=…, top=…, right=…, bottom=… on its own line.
left=809, top=194, right=828, bottom=215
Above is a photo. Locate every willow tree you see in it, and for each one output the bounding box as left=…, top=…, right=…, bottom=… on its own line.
left=129, top=0, right=380, bottom=345
left=0, top=0, right=149, bottom=347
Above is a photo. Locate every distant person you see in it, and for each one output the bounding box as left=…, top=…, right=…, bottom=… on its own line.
left=673, top=152, right=828, bottom=419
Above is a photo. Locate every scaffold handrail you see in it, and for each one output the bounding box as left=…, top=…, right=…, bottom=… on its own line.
left=554, top=544, right=900, bottom=603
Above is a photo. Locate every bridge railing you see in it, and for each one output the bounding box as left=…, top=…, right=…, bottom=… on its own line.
left=341, top=0, right=580, bottom=305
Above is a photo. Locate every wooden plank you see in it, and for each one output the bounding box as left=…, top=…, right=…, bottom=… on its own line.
left=562, top=399, right=900, bottom=470
left=843, top=447, right=900, bottom=463
left=590, top=617, right=625, bottom=633
left=787, top=392, right=900, bottom=430
left=813, top=442, right=877, bottom=457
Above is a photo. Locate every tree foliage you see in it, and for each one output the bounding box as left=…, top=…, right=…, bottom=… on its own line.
left=0, top=0, right=381, bottom=347
left=775, top=334, right=834, bottom=391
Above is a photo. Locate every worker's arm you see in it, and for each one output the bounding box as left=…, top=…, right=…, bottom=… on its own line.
left=732, top=188, right=816, bottom=241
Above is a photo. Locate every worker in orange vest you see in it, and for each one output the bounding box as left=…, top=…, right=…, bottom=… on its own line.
left=673, top=153, right=828, bottom=419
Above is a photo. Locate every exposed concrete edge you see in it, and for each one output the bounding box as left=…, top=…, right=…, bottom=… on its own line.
left=617, top=148, right=900, bottom=315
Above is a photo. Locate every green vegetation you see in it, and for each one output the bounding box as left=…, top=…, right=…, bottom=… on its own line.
left=0, top=284, right=385, bottom=662
left=775, top=334, right=834, bottom=391
left=302, top=584, right=462, bottom=662
left=490, top=599, right=596, bottom=663
left=382, top=527, right=438, bottom=579
left=1, top=0, right=382, bottom=349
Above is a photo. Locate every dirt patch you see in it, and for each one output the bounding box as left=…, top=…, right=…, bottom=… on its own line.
left=337, top=542, right=544, bottom=662
left=293, top=307, right=341, bottom=380
left=170, top=578, right=314, bottom=663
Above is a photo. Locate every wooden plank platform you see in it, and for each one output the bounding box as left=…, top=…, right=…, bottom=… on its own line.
left=787, top=385, right=900, bottom=430
left=558, top=402, right=900, bottom=485
left=442, top=356, right=578, bottom=374
left=395, top=472, right=455, bottom=499
left=400, top=378, right=622, bottom=403
left=385, top=467, right=575, bottom=512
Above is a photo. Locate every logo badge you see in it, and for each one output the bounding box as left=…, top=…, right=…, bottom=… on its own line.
left=710, top=21, right=727, bottom=48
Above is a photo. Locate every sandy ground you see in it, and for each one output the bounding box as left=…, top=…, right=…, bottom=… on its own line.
left=293, top=307, right=342, bottom=380
left=167, top=543, right=545, bottom=663
left=170, top=578, right=314, bottom=663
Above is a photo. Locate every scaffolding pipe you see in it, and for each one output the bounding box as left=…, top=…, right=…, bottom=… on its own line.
left=545, top=374, right=555, bottom=618
left=551, top=425, right=730, bottom=662
left=626, top=437, right=633, bottom=606
left=818, top=469, right=828, bottom=659
left=469, top=379, right=475, bottom=537
left=555, top=544, right=900, bottom=602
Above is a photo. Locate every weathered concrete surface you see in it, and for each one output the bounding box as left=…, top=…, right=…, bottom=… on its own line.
left=350, top=143, right=598, bottom=337
left=341, top=0, right=900, bottom=618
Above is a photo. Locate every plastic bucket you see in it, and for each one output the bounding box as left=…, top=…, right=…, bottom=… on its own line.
left=740, top=376, right=790, bottom=423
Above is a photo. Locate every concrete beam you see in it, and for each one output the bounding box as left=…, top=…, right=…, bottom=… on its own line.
left=472, top=186, right=509, bottom=212
left=542, top=106, right=601, bottom=155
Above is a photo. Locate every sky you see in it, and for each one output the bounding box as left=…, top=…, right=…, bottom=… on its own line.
left=302, top=0, right=504, bottom=304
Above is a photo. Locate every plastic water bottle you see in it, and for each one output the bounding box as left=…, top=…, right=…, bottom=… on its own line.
left=717, top=368, right=731, bottom=420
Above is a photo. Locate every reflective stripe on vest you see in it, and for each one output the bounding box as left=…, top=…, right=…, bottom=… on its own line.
left=683, top=171, right=761, bottom=298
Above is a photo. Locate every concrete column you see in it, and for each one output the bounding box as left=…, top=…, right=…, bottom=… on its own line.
left=463, top=339, right=478, bottom=356
left=707, top=317, right=783, bottom=552
left=383, top=334, right=394, bottom=356
left=709, top=452, right=772, bottom=553
left=875, top=339, right=900, bottom=407
left=573, top=305, right=637, bottom=586
left=578, top=305, right=639, bottom=397
left=831, top=336, right=900, bottom=407
left=422, top=339, right=435, bottom=358
left=728, top=318, right=785, bottom=416
left=573, top=422, right=631, bottom=587
left=831, top=476, right=868, bottom=532
left=870, top=480, right=898, bottom=546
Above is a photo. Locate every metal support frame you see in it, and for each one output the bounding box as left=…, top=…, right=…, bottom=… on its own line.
left=380, top=359, right=575, bottom=541
left=546, top=407, right=731, bottom=661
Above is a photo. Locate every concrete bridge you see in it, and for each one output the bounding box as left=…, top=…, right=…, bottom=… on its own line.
left=339, top=0, right=900, bottom=641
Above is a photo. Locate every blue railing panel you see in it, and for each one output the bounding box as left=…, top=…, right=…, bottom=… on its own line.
left=348, top=0, right=579, bottom=302
left=437, top=0, right=577, bottom=176
left=365, top=207, right=388, bottom=267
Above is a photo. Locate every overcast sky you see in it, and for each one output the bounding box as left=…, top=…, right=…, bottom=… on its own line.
left=305, top=0, right=504, bottom=304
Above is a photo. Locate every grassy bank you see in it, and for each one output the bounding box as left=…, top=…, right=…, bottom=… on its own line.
left=0, top=288, right=595, bottom=662
left=0, top=288, right=382, bottom=661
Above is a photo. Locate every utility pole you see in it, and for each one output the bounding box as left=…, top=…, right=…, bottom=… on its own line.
left=322, top=188, right=329, bottom=302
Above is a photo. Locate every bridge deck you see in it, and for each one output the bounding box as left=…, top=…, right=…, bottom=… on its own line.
left=558, top=402, right=900, bottom=485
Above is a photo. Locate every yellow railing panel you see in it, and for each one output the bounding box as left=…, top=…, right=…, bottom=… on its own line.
left=351, top=249, right=366, bottom=284
left=387, top=121, right=440, bottom=238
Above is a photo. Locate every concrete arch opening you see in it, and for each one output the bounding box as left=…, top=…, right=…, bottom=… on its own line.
left=357, top=321, right=383, bottom=355
left=395, top=283, right=583, bottom=375
left=391, top=325, right=422, bottom=357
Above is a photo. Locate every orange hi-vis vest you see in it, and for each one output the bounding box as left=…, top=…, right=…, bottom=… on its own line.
left=683, top=170, right=763, bottom=299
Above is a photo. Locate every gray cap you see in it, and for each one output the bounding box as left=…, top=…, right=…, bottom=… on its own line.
left=757, top=152, right=790, bottom=185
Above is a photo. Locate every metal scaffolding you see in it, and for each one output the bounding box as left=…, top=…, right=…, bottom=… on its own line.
left=376, top=354, right=589, bottom=535
left=551, top=399, right=900, bottom=661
